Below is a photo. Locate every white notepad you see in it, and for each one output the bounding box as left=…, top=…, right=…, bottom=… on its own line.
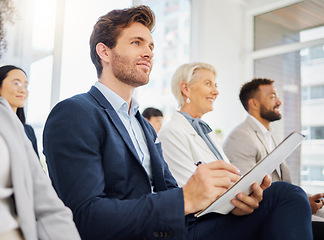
left=195, top=131, right=305, bottom=217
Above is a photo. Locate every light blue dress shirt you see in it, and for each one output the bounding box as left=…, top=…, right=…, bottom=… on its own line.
left=94, top=82, right=153, bottom=184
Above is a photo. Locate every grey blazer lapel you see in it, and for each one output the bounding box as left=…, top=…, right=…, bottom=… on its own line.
left=246, top=117, right=283, bottom=180
left=246, top=117, right=271, bottom=154
left=280, top=161, right=292, bottom=183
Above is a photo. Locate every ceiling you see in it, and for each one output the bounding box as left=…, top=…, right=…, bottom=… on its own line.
left=256, top=0, right=324, bottom=31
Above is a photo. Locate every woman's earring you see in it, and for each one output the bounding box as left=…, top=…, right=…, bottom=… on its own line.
left=186, top=98, right=190, bottom=103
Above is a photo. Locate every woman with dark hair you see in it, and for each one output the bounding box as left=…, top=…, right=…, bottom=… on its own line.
left=0, top=65, right=39, bottom=156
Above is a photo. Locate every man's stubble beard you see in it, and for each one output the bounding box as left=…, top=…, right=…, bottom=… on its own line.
left=111, top=49, right=150, bottom=88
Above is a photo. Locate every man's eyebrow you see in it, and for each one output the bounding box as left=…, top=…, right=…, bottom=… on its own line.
left=11, top=78, right=27, bottom=83
left=130, top=36, right=154, bottom=48
left=130, top=36, right=143, bottom=41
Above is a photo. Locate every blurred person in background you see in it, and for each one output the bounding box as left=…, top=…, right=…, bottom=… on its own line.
left=0, top=1, right=81, bottom=239
left=0, top=65, right=39, bottom=156
left=142, top=107, right=163, bottom=133
left=0, top=97, right=81, bottom=240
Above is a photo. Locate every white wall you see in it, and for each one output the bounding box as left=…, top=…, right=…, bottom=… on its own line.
left=190, top=0, right=247, bottom=139
left=190, top=0, right=303, bottom=140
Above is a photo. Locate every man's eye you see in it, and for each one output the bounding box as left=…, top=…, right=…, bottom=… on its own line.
left=132, top=41, right=139, bottom=45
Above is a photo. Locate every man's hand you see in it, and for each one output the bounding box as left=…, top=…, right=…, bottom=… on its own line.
left=182, top=161, right=241, bottom=215
left=230, top=175, right=271, bottom=216
left=309, top=193, right=324, bottom=214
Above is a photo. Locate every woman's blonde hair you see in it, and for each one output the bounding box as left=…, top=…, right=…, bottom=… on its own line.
left=172, top=62, right=216, bottom=107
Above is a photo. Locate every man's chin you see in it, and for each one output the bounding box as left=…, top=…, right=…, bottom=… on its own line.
left=271, top=114, right=282, bottom=122
left=131, top=78, right=150, bottom=88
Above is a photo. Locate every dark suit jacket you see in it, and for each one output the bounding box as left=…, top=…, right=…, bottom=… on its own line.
left=24, top=124, right=39, bottom=157
left=43, top=86, right=187, bottom=240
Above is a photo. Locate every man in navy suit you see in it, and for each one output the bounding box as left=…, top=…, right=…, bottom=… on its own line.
left=43, top=5, right=313, bottom=240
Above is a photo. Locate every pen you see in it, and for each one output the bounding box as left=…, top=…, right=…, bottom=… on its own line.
left=194, top=160, right=242, bottom=176
left=194, top=161, right=204, bottom=166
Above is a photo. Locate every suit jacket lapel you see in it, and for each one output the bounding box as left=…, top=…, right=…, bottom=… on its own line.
left=136, top=112, right=167, bottom=191
left=246, top=117, right=284, bottom=179
left=88, top=87, right=141, bottom=164
left=280, top=161, right=292, bottom=183
left=246, top=117, right=271, bottom=154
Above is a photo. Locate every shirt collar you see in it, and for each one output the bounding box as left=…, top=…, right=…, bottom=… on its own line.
left=94, top=81, right=139, bottom=117
left=248, top=114, right=271, bottom=135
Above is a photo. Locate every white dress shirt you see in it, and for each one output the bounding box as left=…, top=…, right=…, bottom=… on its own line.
left=94, top=82, right=153, bottom=184
left=249, top=115, right=281, bottom=178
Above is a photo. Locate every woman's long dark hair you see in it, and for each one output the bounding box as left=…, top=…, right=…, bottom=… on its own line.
left=0, top=65, right=27, bottom=124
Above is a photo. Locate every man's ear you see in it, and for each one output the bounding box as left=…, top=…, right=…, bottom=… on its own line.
left=96, top=43, right=111, bottom=63
left=248, top=98, right=259, bottom=112
left=180, top=81, right=190, bottom=98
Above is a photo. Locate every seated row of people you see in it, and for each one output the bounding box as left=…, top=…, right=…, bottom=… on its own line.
left=1, top=4, right=321, bottom=240
left=42, top=5, right=314, bottom=240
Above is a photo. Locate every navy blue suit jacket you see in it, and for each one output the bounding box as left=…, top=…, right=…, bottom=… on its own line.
left=24, top=124, right=39, bottom=157
left=43, top=87, right=187, bottom=240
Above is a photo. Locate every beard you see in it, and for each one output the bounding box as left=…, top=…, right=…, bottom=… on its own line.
left=110, top=49, right=150, bottom=87
left=260, top=105, right=282, bottom=122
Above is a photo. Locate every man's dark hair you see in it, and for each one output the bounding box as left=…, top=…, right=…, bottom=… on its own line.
left=239, top=78, right=274, bottom=112
left=89, top=5, right=155, bottom=78
left=142, top=107, right=163, bottom=120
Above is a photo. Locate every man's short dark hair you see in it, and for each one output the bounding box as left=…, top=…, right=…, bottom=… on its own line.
left=239, top=78, right=274, bottom=112
left=142, top=107, right=163, bottom=120
left=89, top=5, right=155, bottom=78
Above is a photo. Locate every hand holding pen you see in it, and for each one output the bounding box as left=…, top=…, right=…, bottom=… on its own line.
left=190, top=160, right=271, bottom=216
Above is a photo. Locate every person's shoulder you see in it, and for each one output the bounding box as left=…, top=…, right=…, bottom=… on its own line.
left=52, top=92, right=98, bottom=114
left=160, top=114, right=182, bottom=133
left=229, top=118, right=255, bottom=136
left=59, top=92, right=93, bottom=106
left=224, top=119, right=255, bottom=146
left=159, top=115, right=188, bottom=141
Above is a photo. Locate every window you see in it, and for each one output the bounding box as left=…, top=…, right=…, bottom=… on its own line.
left=253, top=0, right=324, bottom=194
left=133, top=0, right=191, bottom=119
left=2, top=0, right=132, bottom=171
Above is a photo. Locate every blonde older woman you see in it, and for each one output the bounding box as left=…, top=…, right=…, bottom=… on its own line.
left=159, top=62, right=228, bottom=186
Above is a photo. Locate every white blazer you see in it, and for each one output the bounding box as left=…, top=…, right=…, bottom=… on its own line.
left=0, top=98, right=81, bottom=240
left=158, top=111, right=229, bottom=187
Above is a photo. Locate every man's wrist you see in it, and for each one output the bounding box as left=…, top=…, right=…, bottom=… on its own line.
left=182, top=186, right=194, bottom=215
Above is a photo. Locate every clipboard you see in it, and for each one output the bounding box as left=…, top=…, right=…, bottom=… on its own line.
left=195, top=131, right=305, bottom=217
